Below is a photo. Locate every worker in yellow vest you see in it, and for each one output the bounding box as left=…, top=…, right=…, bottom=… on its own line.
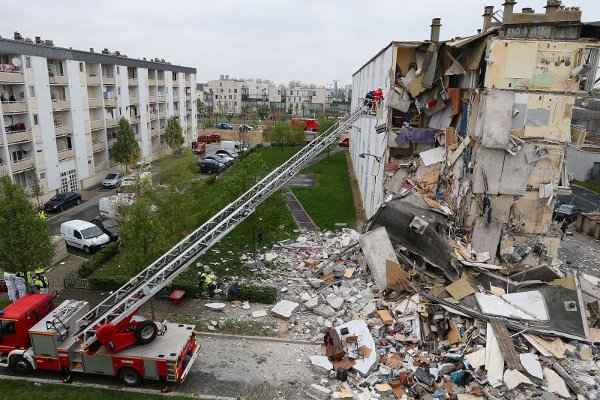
left=38, top=210, right=47, bottom=222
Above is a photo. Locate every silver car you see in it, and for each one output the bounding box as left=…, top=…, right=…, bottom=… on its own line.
left=102, top=173, right=122, bottom=188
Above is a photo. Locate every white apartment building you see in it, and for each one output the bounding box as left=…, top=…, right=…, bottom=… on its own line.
left=208, top=75, right=243, bottom=115
left=287, top=86, right=331, bottom=116
left=0, top=34, right=197, bottom=200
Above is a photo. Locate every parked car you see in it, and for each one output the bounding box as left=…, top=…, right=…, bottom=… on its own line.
left=221, top=140, right=248, bottom=154
left=60, top=219, right=111, bottom=253
left=199, top=158, right=227, bottom=174
left=43, top=192, right=82, bottom=213
left=215, top=122, right=233, bottom=130
left=197, top=133, right=221, bottom=143
left=206, top=154, right=234, bottom=166
left=102, top=172, right=122, bottom=188
left=191, top=141, right=206, bottom=155
left=553, top=203, right=578, bottom=223
left=90, top=217, right=120, bottom=242
left=240, top=124, right=254, bottom=131
left=215, top=149, right=239, bottom=159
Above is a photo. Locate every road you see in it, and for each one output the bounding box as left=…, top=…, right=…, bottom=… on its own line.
left=45, top=187, right=116, bottom=235
left=0, top=334, right=320, bottom=399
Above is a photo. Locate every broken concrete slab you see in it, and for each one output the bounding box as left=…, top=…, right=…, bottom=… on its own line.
left=485, top=322, right=504, bottom=387
left=270, top=300, right=299, bottom=319
left=313, top=304, right=336, bottom=318
left=309, top=384, right=332, bottom=400
left=519, top=353, right=543, bottom=380
left=504, top=369, right=533, bottom=390
left=359, top=227, right=398, bottom=290
left=326, top=295, right=344, bottom=310
left=445, top=277, right=475, bottom=301
left=251, top=310, right=267, bottom=318
left=309, top=355, right=333, bottom=374
left=335, top=320, right=377, bottom=377
left=304, top=296, right=319, bottom=309
left=544, top=367, right=571, bottom=398
left=205, top=303, right=226, bottom=311
left=465, top=348, right=486, bottom=369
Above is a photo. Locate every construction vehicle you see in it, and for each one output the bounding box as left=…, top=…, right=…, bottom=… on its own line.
left=0, top=106, right=365, bottom=387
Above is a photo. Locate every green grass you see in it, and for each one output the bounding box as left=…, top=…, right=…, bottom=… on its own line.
left=292, top=151, right=356, bottom=231
left=574, top=180, right=600, bottom=195
left=0, top=296, right=11, bottom=309
left=0, top=379, right=190, bottom=400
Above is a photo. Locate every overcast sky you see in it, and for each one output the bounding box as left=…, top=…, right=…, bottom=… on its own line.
left=4, top=1, right=600, bottom=86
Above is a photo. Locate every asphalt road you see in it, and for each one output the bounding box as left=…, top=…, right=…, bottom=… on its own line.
left=557, top=185, right=600, bottom=213
left=46, top=188, right=116, bottom=235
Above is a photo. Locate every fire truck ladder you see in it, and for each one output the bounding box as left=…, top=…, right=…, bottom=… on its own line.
left=76, top=106, right=366, bottom=350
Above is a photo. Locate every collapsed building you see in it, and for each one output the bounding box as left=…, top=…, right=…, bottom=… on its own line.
left=350, top=0, right=600, bottom=274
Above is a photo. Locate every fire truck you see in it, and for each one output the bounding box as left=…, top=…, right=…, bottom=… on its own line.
left=0, top=106, right=365, bottom=387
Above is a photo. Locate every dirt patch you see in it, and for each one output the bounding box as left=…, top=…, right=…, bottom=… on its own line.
left=198, top=128, right=265, bottom=146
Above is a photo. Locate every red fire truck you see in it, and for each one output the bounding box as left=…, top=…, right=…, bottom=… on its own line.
left=0, top=295, right=198, bottom=386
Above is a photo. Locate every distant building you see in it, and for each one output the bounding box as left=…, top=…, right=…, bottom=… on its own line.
left=286, top=85, right=331, bottom=116
left=0, top=33, right=196, bottom=199
left=207, top=75, right=243, bottom=115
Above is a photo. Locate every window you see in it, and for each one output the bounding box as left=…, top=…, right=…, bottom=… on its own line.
left=25, top=57, right=31, bottom=68
left=74, top=230, right=82, bottom=239
left=29, top=86, right=35, bottom=97
left=79, top=62, right=84, bottom=72
left=33, top=114, right=38, bottom=125
left=234, top=89, right=237, bottom=93
left=0, top=320, right=16, bottom=335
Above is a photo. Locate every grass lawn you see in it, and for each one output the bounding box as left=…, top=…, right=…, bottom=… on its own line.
left=574, top=180, right=600, bottom=194
left=0, top=296, right=11, bottom=309
left=292, top=151, right=356, bottom=231
left=0, top=379, right=190, bottom=400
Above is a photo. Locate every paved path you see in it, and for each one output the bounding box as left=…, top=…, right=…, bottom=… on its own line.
left=285, top=190, right=319, bottom=232
left=46, top=188, right=116, bottom=234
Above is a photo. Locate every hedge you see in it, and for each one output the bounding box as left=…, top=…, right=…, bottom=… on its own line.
left=79, top=242, right=119, bottom=278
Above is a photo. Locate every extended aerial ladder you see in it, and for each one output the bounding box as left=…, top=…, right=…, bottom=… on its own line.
left=76, top=106, right=366, bottom=352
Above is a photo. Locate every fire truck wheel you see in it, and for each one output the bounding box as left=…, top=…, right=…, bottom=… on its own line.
left=9, top=355, right=33, bottom=374
left=135, top=320, right=158, bottom=345
left=119, top=367, right=141, bottom=386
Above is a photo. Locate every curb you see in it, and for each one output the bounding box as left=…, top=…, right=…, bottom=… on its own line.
left=0, top=374, right=237, bottom=400
left=195, top=331, right=321, bottom=346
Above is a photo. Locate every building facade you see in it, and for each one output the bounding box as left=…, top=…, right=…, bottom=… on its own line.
left=351, top=1, right=600, bottom=266
left=0, top=34, right=197, bottom=199
left=207, top=76, right=243, bottom=115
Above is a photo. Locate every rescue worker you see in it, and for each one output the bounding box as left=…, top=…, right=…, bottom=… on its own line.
left=561, top=218, right=570, bottom=240
left=38, top=210, right=47, bottom=222
left=33, top=267, right=49, bottom=294
left=205, top=268, right=217, bottom=298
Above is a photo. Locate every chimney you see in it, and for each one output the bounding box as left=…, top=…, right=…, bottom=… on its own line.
left=430, top=18, right=442, bottom=42
left=503, top=0, right=517, bottom=24
left=545, top=0, right=561, bottom=15
left=89, top=47, right=94, bottom=53
left=13, top=31, right=22, bottom=40
left=483, top=6, right=494, bottom=31
left=35, top=36, right=42, bottom=44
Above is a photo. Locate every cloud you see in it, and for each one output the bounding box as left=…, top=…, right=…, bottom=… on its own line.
left=4, top=0, right=599, bottom=85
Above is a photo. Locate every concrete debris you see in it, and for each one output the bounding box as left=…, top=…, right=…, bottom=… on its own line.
left=309, top=355, right=333, bottom=374
left=544, top=367, right=571, bottom=398
left=271, top=300, right=299, bottom=319
left=204, top=303, right=226, bottom=311
left=520, top=353, right=544, bottom=380
left=504, top=369, right=534, bottom=390
left=251, top=310, right=267, bottom=318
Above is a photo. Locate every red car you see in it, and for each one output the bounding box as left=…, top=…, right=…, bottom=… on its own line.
left=191, top=141, right=206, bottom=154
left=197, top=133, right=221, bottom=144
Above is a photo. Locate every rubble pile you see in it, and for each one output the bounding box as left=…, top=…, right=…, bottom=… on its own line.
left=240, top=226, right=600, bottom=399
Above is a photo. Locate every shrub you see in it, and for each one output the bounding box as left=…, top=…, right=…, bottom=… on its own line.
left=228, top=284, right=278, bottom=304
left=79, top=242, right=119, bottom=278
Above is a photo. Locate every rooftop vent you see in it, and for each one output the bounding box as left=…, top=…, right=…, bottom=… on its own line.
left=45, top=40, right=54, bottom=46
left=430, top=18, right=442, bottom=42
left=13, top=32, right=22, bottom=41
left=35, top=36, right=42, bottom=44
left=89, top=47, right=94, bottom=53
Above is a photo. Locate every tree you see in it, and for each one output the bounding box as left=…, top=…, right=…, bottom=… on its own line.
left=0, top=177, right=54, bottom=273
left=165, top=117, right=184, bottom=154
left=111, top=118, right=140, bottom=174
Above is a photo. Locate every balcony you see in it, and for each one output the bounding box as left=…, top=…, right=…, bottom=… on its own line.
left=103, top=97, right=116, bottom=107
left=128, top=78, right=137, bottom=86
left=5, top=130, right=33, bottom=144
left=148, top=78, right=156, bottom=86
left=0, top=65, right=24, bottom=83
left=149, top=95, right=157, bottom=103
left=172, top=80, right=180, bottom=87
left=105, top=118, right=119, bottom=128
left=158, top=95, right=167, bottom=103
left=54, top=123, right=71, bottom=137
left=157, top=79, right=165, bottom=86
left=2, top=101, right=28, bottom=114
left=129, top=115, right=140, bottom=124
left=49, top=75, right=67, bottom=85
left=149, top=112, right=158, bottom=121
left=11, top=158, right=34, bottom=173
left=159, top=111, right=167, bottom=119
left=87, top=75, right=101, bottom=85
left=57, top=149, right=74, bottom=161
left=90, top=119, right=104, bottom=131
left=93, top=141, right=106, bottom=153
left=103, top=76, right=116, bottom=84
left=52, top=99, right=70, bottom=111
left=130, top=95, right=139, bottom=104
left=0, top=164, right=8, bottom=177
left=88, top=97, right=102, bottom=108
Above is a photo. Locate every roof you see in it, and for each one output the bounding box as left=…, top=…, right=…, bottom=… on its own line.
left=0, top=37, right=196, bottom=74
left=446, top=27, right=499, bottom=48
left=1, top=294, right=53, bottom=320
left=60, top=219, right=96, bottom=229
left=352, top=41, right=423, bottom=77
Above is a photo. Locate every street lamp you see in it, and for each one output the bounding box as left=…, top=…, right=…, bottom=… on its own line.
left=359, top=153, right=382, bottom=163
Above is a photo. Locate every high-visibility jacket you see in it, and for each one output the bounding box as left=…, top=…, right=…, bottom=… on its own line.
left=205, top=273, right=216, bottom=285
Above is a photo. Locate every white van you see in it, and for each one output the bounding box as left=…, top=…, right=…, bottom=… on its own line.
left=60, top=220, right=110, bottom=253
left=220, top=140, right=248, bottom=155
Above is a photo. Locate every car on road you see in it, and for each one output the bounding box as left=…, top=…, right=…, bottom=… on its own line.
left=199, top=158, right=227, bottom=174
left=206, top=153, right=234, bottom=166
left=215, top=122, right=233, bottom=130
left=239, top=124, right=254, bottom=131
left=60, top=219, right=111, bottom=253
left=43, top=192, right=82, bottom=213
left=90, top=217, right=120, bottom=242
left=215, top=149, right=239, bottom=159
left=554, top=203, right=578, bottom=223
left=102, top=172, right=122, bottom=188
left=197, top=133, right=221, bottom=143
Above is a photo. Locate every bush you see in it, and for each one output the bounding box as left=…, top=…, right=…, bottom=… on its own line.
left=79, top=242, right=119, bottom=278
left=229, top=284, right=278, bottom=304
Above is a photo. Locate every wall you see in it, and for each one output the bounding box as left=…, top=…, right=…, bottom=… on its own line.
left=350, top=43, right=395, bottom=218
left=567, top=145, right=600, bottom=180
left=65, top=60, right=91, bottom=183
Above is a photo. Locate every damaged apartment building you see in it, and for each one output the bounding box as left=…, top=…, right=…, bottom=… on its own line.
left=350, top=0, right=600, bottom=278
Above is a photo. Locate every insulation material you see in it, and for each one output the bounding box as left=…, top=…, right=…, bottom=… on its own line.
left=480, top=90, right=515, bottom=149
left=511, top=93, right=574, bottom=142
left=473, top=147, right=505, bottom=194
left=359, top=227, right=398, bottom=290
left=476, top=293, right=540, bottom=320
left=485, top=39, right=586, bottom=93
left=484, top=323, right=504, bottom=387
left=419, top=147, right=446, bottom=166
left=502, top=291, right=549, bottom=320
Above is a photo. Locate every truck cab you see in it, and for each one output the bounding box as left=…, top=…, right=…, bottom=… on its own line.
left=0, top=294, right=54, bottom=369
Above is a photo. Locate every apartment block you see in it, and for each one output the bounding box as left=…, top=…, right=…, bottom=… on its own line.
left=286, top=85, right=331, bottom=116
left=208, top=75, right=243, bottom=115
left=350, top=1, right=600, bottom=266
left=0, top=34, right=197, bottom=199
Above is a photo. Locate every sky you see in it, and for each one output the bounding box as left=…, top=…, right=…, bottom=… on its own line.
left=4, top=1, right=600, bottom=86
